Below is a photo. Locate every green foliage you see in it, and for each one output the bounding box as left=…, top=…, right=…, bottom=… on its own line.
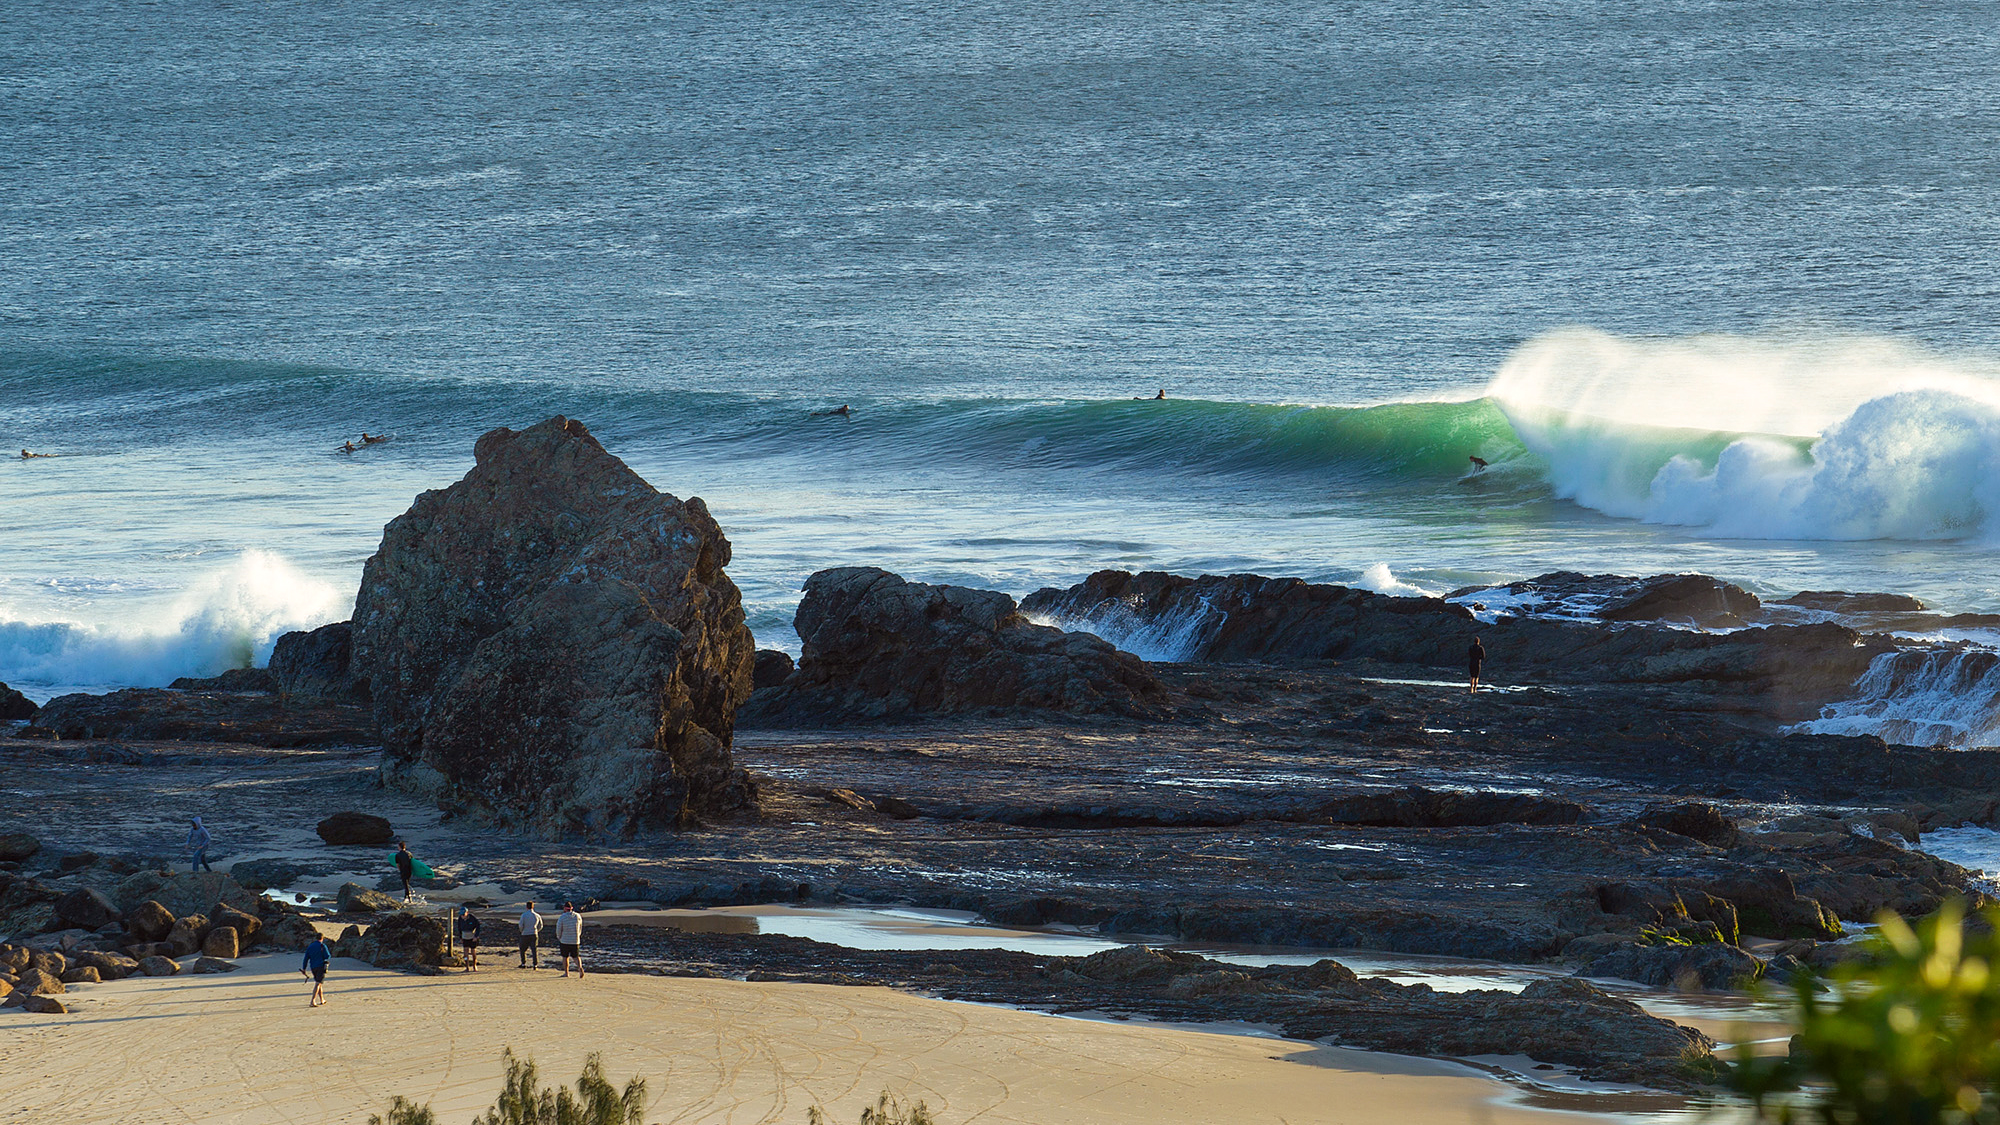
left=1734, top=900, right=2000, bottom=1123
left=367, top=1097, right=438, bottom=1125
left=806, top=1091, right=937, bottom=1125
left=471, top=1050, right=647, bottom=1125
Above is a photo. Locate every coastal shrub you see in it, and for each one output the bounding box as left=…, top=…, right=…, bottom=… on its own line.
left=1733, top=900, right=2000, bottom=1123
left=367, top=1097, right=437, bottom=1125
left=371, top=1050, right=646, bottom=1125
left=806, top=1091, right=937, bottom=1125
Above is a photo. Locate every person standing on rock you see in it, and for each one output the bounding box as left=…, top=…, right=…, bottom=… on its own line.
left=186, top=817, right=212, bottom=873
left=302, top=934, right=331, bottom=1007
left=394, top=841, right=416, bottom=900
left=457, top=905, right=481, bottom=972
left=556, top=902, right=584, bottom=978
left=1468, top=636, right=1486, bottom=693
left=518, top=901, right=543, bottom=969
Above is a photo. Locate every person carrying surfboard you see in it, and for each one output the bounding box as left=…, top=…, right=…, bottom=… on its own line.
left=394, top=841, right=416, bottom=900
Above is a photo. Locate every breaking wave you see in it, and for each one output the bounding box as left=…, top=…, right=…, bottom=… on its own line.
left=0, top=550, right=345, bottom=700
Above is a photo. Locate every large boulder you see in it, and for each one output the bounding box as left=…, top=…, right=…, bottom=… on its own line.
left=201, top=927, right=240, bottom=958
left=208, top=903, right=262, bottom=943
left=743, top=567, right=1168, bottom=724
left=350, top=416, right=756, bottom=836
left=331, top=912, right=451, bottom=970
left=50, top=888, right=120, bottom=932
left=164, top=915, right=209, bottom=957
left=335, top=883, right=400, bottom=914
left=115, top=873, right=257, bottom=919
left=315, top=812, right=394, bottom=846
left=123, top=900, right=175, bottom=942
left=16, top=967, right=63, bottom=996
left=269, top=621, right=359, bottom=700
left=0, top=683, right=34, bottom=722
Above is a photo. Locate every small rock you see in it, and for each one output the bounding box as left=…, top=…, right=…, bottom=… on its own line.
left=136, top=955, right=179, bottom=976
left=19, top=994, right=67, bottom=1014
left=316, top=811, right=395, bottom=846
left=58, top=966, right=100, bottom=984
left=28, top=950, right=66, bottom=976
left=208, top=903, right=262, bottom=942
left=0, top=828, right=42, bottom=860
left=1631, top=802, right=1739, bottom=847
left=67, top=951, right=138, bottom=980
left=752, top=649, right=795, bottom=690
left=228, top=859, right=305, bottom=893
left=189, top=957, right=239, bottom=974
left=873, top=795, right=921, bottom=820
left=825, top=788, right=875, bottom=813
left=123, top=941, right=176, bottom=960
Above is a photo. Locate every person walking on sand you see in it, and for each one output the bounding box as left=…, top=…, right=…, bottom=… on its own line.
left=394, top=840, right=417, bottom=900
left=556, top=902, right=585, bottom=978
left=457, top=905, right=481, bottom=972
left=302, top=934, right=331, bottom=1007
left=518, top=901, right=543, bottom=969
left=1468, top=636, right=1486, bottom=693
left=186, top=817, right=212, bottom=873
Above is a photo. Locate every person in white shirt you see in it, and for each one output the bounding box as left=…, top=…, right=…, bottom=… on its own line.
left=556, top=901, right=584, bottom=978
left=517, top=902, right=543, bottom=969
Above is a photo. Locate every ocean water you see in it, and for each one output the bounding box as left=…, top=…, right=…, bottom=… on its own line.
left=6, top=0, right=2000, bottom=704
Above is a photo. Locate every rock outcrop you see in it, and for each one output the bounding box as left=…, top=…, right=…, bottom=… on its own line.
left=350, top=416, right=755, bottom=835
left=0, top=683, right=38, bottom=722
left=331, top=912, right=452, bottom=970
left=1022, top=569, right=1887, bottom=716
left=29, top=688, right=373, bottom=747
left=269, top=621, right=359, bottom=700
left=742, top=567, right=1168, bottom=725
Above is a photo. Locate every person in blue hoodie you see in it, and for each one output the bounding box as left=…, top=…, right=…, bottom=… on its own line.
left=186, top=817, right=212, bottom=873
left=301, top=935, right=332, bottom=1007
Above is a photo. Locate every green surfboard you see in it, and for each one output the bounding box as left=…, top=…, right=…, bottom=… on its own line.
left=388, top=853, right=437, bottom=879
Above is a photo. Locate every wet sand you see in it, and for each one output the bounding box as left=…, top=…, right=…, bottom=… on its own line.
left=0, top=953, right=1642, bottom=1125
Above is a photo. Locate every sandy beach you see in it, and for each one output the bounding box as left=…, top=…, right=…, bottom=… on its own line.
left=0, top=953, right=1646, bottom=1125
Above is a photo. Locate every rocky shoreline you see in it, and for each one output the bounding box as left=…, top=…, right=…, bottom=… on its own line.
left=7, top=415, right=2000, bottom=1095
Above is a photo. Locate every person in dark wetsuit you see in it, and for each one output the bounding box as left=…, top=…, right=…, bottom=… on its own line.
left=1468, top=454, right=1488, bottom=471
left=394, top=840, right=416, bottom=900
left=1468, top=636, right=1486, bottom=693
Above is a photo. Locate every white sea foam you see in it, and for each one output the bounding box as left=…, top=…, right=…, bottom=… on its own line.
left=1795, top=648, right=2000, bottom=748
left=0, top=550, right=345, bottom=701
left=1353, top=563, right=1437, bottom=598
left=1493, top=329, right=2000, bottom=541
left=1028, top=596, right=1221, bottom=663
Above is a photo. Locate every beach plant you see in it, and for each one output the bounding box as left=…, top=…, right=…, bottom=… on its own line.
left=806, top=1091, right=937, bottom=1125
left=1732, top=899, right=2000, bottom=1123
left=472, top=1050, right=646, bottom=1125
left=367, top=1096, right=438, bottom=1125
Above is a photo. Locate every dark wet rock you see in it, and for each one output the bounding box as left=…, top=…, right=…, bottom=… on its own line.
left=331, top=911, right=451, bottom=970
left=0, top=876, right=60, bottom=940
left=269, top=621, right=359, bottom=700
left=0, top=834, right=38, bottom=863
left=54, top=852, right=100, bottom=874
left=1304, top=786, right=1584, bottom=828
left=351, top=416, right=755, bottom=836
left=1631, top=802, right=1740, bottom=846
left=336, top=883, right=399, bottom=914
left=30, top=688, right=373, bottom=747
left=136, top=955, right=179, bottom=976
left=315, top=811, right=394, bottom=846
left=1594, top=574, right=1762, bottom=627
left=1024, top=570, right=1884, bottom=716
left=1779, top=591, right=1926, bottom=614
left=169, top=668, right=277, bottom=692
left=50, top=888, right=119, bottom=932
left=190, top=956, right=239, bottom=973
left=1700, top=870, right=1843, bottom=940
left=743, top=567, right=1168, bottom=725
left=228, top=859, right=305, bottom=892
left=0, top=683, right=34, bottom=722
left=1584, top=941, right=1764, bottom=991
left=752, top=649, right=795, bottom=690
